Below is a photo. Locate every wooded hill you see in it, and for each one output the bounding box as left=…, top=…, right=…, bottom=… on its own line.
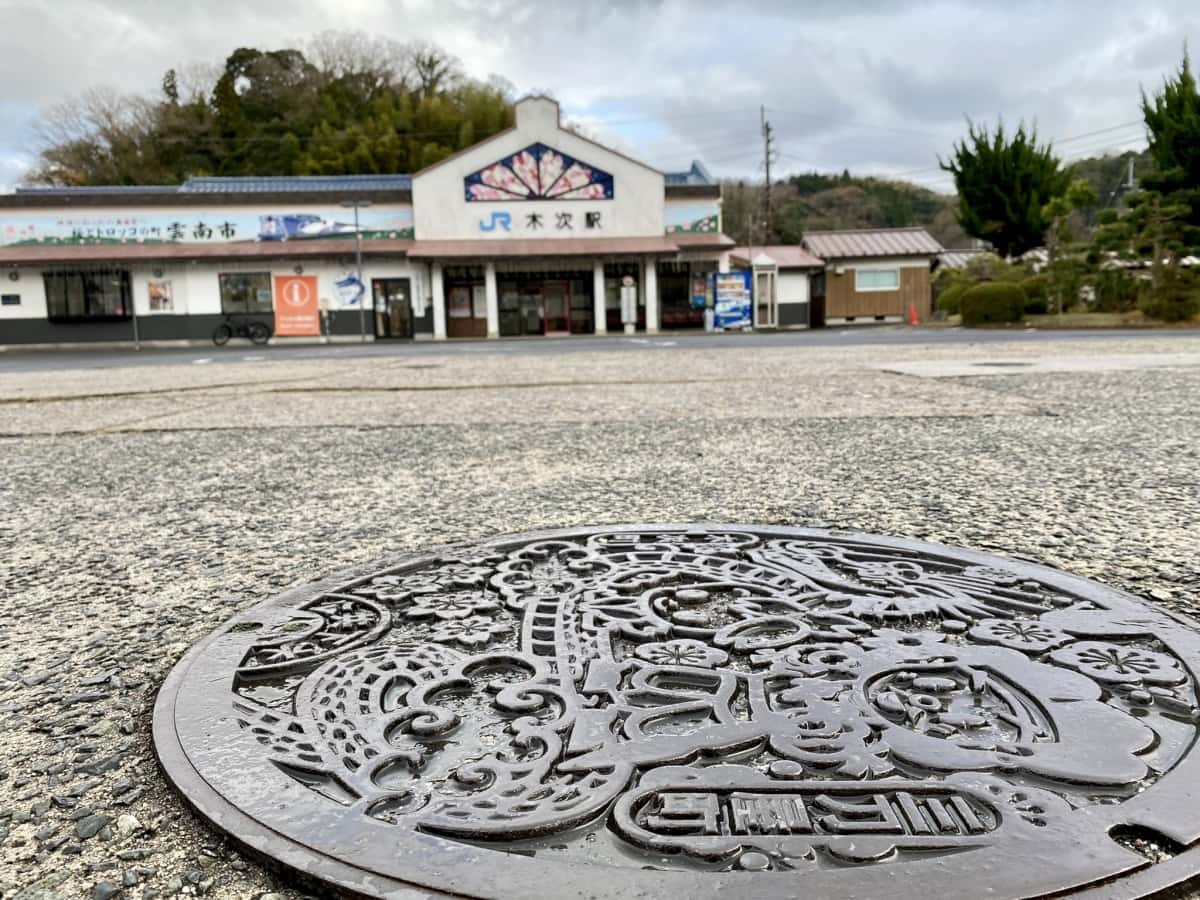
left=26, top=32, right=1150, bottom=253
left=721, top=149, right=1151, bottom=248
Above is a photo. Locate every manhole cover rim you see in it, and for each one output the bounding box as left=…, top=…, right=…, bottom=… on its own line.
left=153, top=524, right=1200, bottom=900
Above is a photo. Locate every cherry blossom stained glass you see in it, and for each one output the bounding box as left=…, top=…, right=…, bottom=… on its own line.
left=464, top=143, right=614, bottom=202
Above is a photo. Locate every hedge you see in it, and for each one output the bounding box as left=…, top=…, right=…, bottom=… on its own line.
left=960, top=282, right=1027, bottom=326
left=1141, top=275, right=1200, bottom=322
left=936, top=283, right=968, bottom=316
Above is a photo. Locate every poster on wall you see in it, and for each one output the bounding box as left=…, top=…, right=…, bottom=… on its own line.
left=0, top=208, right=414, bottom=247
left=272, top=275, right=320, bottom=336
left=148, top=280, right=173, bottom=312
left=448, top=286, right=472, bottom=318
left=712, top=271, right=752, bottom=330
left=665, top=203, right=720, bottom=235
left=471, top=285, right=488, bottom=318
left=335, top=273, right=365, bottom=308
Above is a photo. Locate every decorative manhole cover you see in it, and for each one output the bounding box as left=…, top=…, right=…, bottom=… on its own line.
left=154, top=526, right=1200, bottom=899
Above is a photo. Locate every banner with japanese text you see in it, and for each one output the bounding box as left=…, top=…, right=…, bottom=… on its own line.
left=0, top=207, right=413, bottom=247
left=272, top=275, right=320, bottom=336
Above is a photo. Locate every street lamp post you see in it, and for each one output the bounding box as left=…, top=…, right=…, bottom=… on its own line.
left=341, top=199, right=372, bottom=343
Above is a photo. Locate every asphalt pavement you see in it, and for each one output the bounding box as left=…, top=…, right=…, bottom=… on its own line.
left=3, top=325, right=1200, bottom=373
left=1, top=331, right=1198, bottom=899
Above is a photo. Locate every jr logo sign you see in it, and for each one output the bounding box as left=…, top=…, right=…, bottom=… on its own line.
left=479, top=211, right=512, bottom=232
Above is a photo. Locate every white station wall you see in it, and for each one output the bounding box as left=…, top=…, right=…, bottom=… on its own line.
left=0, top=258, right=419, bottom=323
left=412, top=97, right=665, bottom=241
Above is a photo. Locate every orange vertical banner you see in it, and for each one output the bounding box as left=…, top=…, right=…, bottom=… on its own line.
left=273, top=275, right=320, bottom=336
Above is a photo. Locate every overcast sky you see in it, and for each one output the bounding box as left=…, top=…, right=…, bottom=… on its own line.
left=0, top=0, right=1196, bottom=193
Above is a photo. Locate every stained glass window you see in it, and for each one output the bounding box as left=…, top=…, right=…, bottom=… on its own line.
left=465, top=143, right=614, bottom=202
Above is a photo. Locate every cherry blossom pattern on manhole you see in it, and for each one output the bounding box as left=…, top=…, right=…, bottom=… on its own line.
left=153, top=526, right=1200, bottom=900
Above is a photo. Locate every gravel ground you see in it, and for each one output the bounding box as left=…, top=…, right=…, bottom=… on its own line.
left=1, top=334, right=1198, bottom=899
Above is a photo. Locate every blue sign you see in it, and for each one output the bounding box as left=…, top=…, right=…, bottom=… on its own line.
left=711, top=271, right=752, bottom=329
left=479, top=211, right=512, bottom=232
left=335, top=274, right=365, bottom=307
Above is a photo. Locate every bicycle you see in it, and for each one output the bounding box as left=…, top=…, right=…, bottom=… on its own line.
left=212, top=315, right=272, bottom=346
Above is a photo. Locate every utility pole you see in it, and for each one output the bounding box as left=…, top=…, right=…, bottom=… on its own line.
left=341, top=198, right=372, bottom=343
left=1127, top=155, right=1137, bottom=191
left=761, top=105, right=774, bottom=239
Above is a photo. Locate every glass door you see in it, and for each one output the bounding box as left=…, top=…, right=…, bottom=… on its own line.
left=372, top=278, right=412, bottom=339
left=543, top=281, right=571, bottom=334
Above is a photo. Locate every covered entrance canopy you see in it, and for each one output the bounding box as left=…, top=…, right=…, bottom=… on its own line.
left=407, top=235, right=730, bottom=338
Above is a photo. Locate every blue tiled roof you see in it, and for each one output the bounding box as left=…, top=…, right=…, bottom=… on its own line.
left=15, top=185, right=178, bottom=195
left=180, top=175, right=412, bottom=193
left=664, top=161, right=715, bottom=186
left=15, top=174, right=413, bottom=196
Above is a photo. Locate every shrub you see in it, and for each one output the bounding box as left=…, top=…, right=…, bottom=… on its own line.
left=937, top=283, right=968, bottom=316
left=1044, top=259, right=1088, bottom=313
left=1091, top=268, right=1139, bottom=313
left=960, top=282, right=1027, bottom=326
left=1019, top=275, right=1049, bottom=314
left=1140, top=271, right=1200, bottom=322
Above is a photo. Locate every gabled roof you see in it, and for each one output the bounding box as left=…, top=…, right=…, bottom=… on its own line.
left=802, top=226, right=943, bottom=260
left=729, top=245, right=823, bottom=269
left=664, top=161, right=715, bottom=186
left=938, top=248, right=992, bottom=270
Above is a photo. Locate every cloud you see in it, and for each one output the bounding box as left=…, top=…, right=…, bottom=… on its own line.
left=0, top=0, right=1197, bottom=188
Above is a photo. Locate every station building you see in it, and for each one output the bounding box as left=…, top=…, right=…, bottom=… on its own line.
left=0, top=96, right=735, bottom=346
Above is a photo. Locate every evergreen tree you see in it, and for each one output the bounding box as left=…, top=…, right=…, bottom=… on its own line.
left=1141, top=48, right=1200, bottom=249
left=941, top=121, right=1069, bottom=258
left=28, top=36, right=513, bottom=185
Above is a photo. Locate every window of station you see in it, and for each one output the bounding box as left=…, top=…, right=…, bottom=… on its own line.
left=658, top=261, right=706, bottom=329
left=219, top=272, right=274, bottom=314
left=44, top=270, right=132, bottom=321
left=445, top=266, right=486, bottom=338
left=497, top=270, right=594, bottom=336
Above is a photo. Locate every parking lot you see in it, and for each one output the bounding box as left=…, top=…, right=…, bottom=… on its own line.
left=2, top=331, right=1199, bottom=898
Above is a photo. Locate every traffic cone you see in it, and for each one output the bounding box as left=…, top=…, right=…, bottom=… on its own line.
left=907, top=302, right=919, bottom=326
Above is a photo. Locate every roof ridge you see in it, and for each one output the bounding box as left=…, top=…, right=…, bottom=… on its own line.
left=802, top=225, right=932, bottom=235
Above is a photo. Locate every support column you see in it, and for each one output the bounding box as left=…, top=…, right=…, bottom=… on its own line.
left=431, top=262, right=447, bottom=340
left=593, top=260, right=607, bottom=336
left=484, top=262, right=499, bottom=339
left=644, top=257, right=659, bottom=334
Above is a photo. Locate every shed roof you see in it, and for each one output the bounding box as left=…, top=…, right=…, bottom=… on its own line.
left=802, top=226, right=943, bottom=260
left=729, top=245, right=823, bottom=269
left=407, top=236, right=682, bottom=258
left=0, top=238, right=413, bottom=265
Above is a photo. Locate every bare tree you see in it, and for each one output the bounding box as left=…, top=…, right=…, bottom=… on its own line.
left=404, top=40, right=463, bottom=97
left=305, top=30, right=410, bottom=91
left=29, top=87, right=160, bottom=185
left=174, top=61, right=223, bottom=104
